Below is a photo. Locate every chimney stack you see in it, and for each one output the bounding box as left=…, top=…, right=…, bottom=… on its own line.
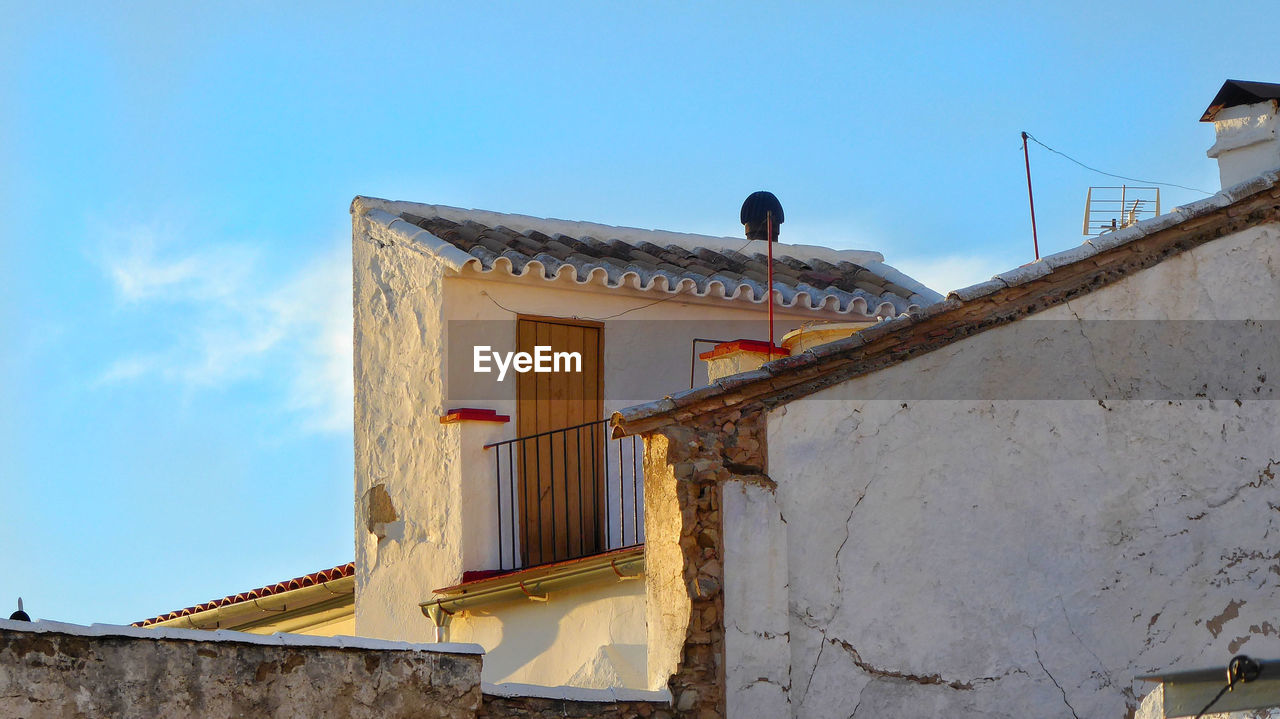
left=1202, top=80, right=1280, bottom=189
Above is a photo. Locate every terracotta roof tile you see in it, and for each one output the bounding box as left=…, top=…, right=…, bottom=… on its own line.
left=132, top=562, right=354, bottom=628
left=354, top=200, right=943, bottom=317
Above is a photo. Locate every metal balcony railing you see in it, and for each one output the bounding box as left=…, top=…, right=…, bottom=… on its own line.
left=485, top=419, right=644, bottom=571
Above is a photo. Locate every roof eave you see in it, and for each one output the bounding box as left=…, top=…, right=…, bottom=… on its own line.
left=144, top=575, right=354, bottom=631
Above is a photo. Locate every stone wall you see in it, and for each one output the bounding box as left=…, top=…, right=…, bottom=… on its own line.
left=479, top=682, right=674, bottom=717
left=480, top=693, right=672, bottom=718
left=641, top=409, right=771, bottom=718
left=2, top=621, right=679, bottom=718
left=0, top=621, right=483, bottom=719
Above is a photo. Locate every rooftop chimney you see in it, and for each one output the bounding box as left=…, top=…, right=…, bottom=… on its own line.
left=740, top=191, right=784, bottom=241
left=1202, top=80, right=1280, bottom=189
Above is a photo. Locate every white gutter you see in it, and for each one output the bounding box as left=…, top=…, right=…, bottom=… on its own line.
left=147, top=576, right=354, bottom=631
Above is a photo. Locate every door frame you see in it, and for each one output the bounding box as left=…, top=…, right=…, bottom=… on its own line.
left=514, top=314, right=605, bottom=566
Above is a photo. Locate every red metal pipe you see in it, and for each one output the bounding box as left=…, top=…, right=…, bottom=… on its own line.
left=1022, top=131, right=1040, bottom=260
left=766, top=210, right=776, bottom=354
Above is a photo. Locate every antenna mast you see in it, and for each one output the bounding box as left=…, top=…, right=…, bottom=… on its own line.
left=1022, top=131, right=1040, bottom=260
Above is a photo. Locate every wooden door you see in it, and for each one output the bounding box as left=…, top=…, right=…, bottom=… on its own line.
left=516, top=316, right=604, bottom=566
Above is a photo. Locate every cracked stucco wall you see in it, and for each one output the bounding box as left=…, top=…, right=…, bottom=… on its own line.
left=723, top=480, right=791, bottom=717
left=761, top=224, right=1280, bottom=717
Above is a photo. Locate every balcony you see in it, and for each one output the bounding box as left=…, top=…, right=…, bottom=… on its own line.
left=485, top=418, right=645, bottom=571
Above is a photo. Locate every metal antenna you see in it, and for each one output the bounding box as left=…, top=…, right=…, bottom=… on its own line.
left=1022, top=131, right=1040, bottom=260
left=1083, top=185, right=1160, bottom=235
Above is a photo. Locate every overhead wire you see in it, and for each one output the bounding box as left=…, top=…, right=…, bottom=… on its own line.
left=1022, top=132, right=1213, bottom=195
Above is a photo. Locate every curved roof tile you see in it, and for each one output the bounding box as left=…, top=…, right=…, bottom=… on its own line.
left=355, top=200, right=943, bottom=317
left=132, top=562, right=354, bottom=627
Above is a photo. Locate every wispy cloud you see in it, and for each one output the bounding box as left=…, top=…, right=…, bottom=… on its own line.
left=98, top=226, right=353, bottom=434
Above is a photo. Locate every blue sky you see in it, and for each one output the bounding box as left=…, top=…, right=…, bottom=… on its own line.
left=2, top=1, right=1276, bottom=625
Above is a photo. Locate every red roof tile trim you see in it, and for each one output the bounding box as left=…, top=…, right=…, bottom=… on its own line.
left=132, top=562, right=355, bottom=627
left=440, top=408, right=511, bottom=424
left=698, top=339, right=790, bottom=361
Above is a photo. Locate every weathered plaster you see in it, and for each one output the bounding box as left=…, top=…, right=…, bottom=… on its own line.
left=704, top=347, right=779, bottom=384
left=722, top=481, right=791, bottom=717
left=1207, top=101, right=1280, bottom=189
left=353, top=209, right=461, bottom=643
left=445, top=578, right=648, bottom=689
left=763, top=224, right=1280, bottom=717
left=644, top=431, right=693, bottom=692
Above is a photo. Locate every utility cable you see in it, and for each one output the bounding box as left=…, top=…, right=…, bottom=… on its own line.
left=1023, top=132, right=1213, bottom=195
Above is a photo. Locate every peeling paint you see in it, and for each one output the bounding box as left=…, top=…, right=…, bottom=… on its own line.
left=1207, top=600, right=1246, bottom=639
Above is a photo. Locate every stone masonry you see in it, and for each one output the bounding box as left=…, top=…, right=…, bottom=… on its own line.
left=1, top=623, right=481, bottom=719
left=639, top=408, right=770, bottom=719
left=2, top=621, right=678, bottom=719
left=478, top=694, right=673, bottom=718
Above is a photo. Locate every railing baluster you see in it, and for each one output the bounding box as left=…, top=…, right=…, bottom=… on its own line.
left=494, top=446, right=503, bottom=570
left=617, top=428, right=625, bottom=550
left=535, top=436, right=544, bottom=567
left=508, top=444, right=517, bottom=570
left=602, top=423, right=612, bottom=548
left=631, top=436, right=639, bottom=546
left=576, top=425, right=585, bottom=558
left=588, top=422, right=600, bottom=549
left=560, top=428, right=570, bottom=562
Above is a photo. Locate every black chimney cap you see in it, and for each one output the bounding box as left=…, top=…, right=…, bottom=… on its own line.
left=1201, top=79, right=1280, bottom=122
left=741, top=191, right=784, bottom=242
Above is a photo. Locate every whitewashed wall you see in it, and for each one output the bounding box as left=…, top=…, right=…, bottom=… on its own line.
left=445, top=579, right=647, bottom=689
left=353, top=213, right=460, bottom=643
left=747, top=225, right=1280, bottom=717
left=352, top=207, right=846, bottom=687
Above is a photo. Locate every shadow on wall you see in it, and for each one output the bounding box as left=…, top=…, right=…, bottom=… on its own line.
left=455, top=590, right=648, bottom=689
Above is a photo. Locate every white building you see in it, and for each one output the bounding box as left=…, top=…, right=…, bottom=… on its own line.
left=349, top=196, right=940, bottom=689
